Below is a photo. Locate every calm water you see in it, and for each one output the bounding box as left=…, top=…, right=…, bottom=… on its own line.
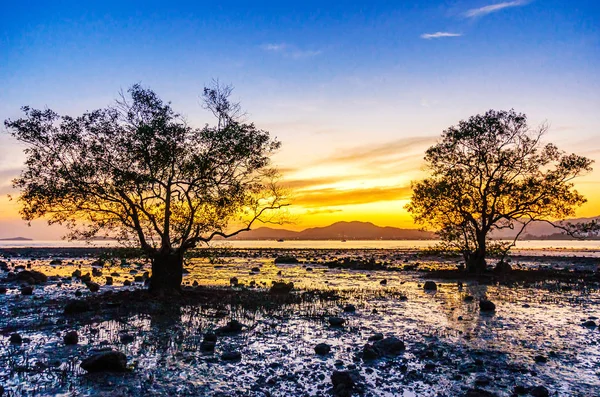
left=1, top=239, right=599, bottom=256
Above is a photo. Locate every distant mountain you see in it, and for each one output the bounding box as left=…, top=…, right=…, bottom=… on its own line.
left=0, top=237, right=33, bottom=241
left=228, top=221, right=436, bottom=240
left=490, top=216, right=600, bottom=239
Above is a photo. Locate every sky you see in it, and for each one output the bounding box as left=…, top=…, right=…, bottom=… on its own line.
left=0, top=0, right=599, bottom=239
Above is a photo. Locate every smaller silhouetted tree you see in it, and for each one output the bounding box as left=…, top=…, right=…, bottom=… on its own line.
left=5, top=83, right=287, bottom=293
left=406, top=109, right=593, bottom=272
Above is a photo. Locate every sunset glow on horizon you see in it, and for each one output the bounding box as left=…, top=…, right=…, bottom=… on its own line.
left=1, top=1, right=599, bottom=239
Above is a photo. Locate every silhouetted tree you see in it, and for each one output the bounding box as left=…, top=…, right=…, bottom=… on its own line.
left=5, top=83, right=287, bottom=293
left=406, top=109, right=593, bottom=272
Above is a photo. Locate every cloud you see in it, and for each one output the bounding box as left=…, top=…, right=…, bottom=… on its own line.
left=420, top=32, right=462, bottom=39
left=325, top=136, right=436, bottom=165
left=260, top=42, right=322, bottom=59
left=305, top=208, right=343, bottom=215
left=261, top=43, right=287, bottom=52
left=293, top=186, right=412, bottom=208
left=465, top=1, right=528, bottom=18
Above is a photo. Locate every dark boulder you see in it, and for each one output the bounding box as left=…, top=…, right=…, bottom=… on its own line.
left=85, top=282, right=100, bottom=292
left=479, top=300, right=496, bottom=312
left=9, top=333, right=22, bottom=344
left=368, top=333, right=384, bottom=341
left=423, top=281, right=437, bottom=291
left=331, top=370, right=360, bottom=397
left=343, top=304, right=356, bottom=313
left=374, top=336, right=405, bottom=354
left=215, top=320, right=245, bottom=335
left=274, top=256, right=299, bottom=264
left=20, top=286, right=34, bottom=295
left=328, top=317, right=346, bottom=327
left=269, top=281, right=294, bottom=294
left=16, top=270, right=48, bottom=284
left=221, top=351, right=242, bottom=361
left=63, top=330, right=79, bottom=345
left=80, top=350, right=127, bottom=372
left=200, top=340, right=216, bottom=352
left=315, top=343, right=331, bottom=355
left=64, top=300, right=91, bottom=315
left=464, top=389, right=497, bottom=397
left=530, top=386, right=549, bottom=397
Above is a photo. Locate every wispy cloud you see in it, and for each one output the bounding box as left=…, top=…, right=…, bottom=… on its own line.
left=293, top=186, right=412, bottom=207
left=261, top=42, right=322, bottom=59
left=420, top=32, right=463, bottom=39
left=465, top=1, right=528, bottom=18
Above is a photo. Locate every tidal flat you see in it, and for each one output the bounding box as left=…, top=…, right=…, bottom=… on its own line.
left=1, top=248, right=599, bottom=396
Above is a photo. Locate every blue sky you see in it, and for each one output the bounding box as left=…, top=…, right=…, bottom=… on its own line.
left=1, top=1, right=599, bottom=238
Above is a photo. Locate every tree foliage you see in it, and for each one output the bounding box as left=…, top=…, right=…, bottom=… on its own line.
left=406, top=109, right=593, bottom=271
left=5, top=83, right=287, bottom=255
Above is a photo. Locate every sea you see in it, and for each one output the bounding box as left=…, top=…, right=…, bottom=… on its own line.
left=0, top=239, right=599, bottom=257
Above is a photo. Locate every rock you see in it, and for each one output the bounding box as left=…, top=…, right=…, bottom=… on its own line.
left=85, top=282, right=100, bottom=292
left=343, top=304, right=356, bottom=313
left=200, top=340, right=216, bottom=352
left=0, top=286, right=6, bottom=294
left=423, top=281, right=437, bottom=291
left=203, top=332, right=217, bottom=342
left=229, top=277, right=238, bottom=286
left=464, top=389, right=497, bottom=397
left=363, top=336, right=405, bottom=360
left=250, top=267, right=260, bottom=273
left=464, top=295, right=474, bottom=302
left=474, top=375, right=491, bottom=386
left=72, top=269, right=81, bottom=278
left=513, top=385, right=529, bottom=395
left=80, top=350, right=127, bottom=372
left=49, top=259, right=62, bottom=266
left=9, top=333, right=23, bottom=344
left=63, top=330, right=79, bottom=345
left=328, top=317, right=346, bottom=327
left=20, top=286, right=33, bottom=295
left=315, top=343, right=331, bottom=355
left=373, top=336, right=405, bottom=355
left=530, top=386, right=549, bottom=397
left=379, top=279, right=387, bottom=285
left=534, top=355, right=547, bottom=363
left=362, top=344, right=380, bottom=360
left=105, top=276, right=113, bottom=286
left=64, top=300, right=91, bottom=315
left=331, top=370, right=360, bottom=397
left=479, top=300, right=496, bottom=312
left=92, top=268, right=103, bottom=277
left=221, top=351, right=242, bottom=361
left=368, top=333, right=384, bottom=341
left=215, top=320, right=245, bottom=334
left=494, top=261, right=512, bottom=273
left=582, top=320, right=597, bottom=327
left=119, top=333, right=135, bottom=344
left=274, top=256, right=299, bottom=264
left=269, top=281, right=294, bottom=294
left=16, top=270, right=48, bottom=284
left=123, top=280, right=131, bottom=286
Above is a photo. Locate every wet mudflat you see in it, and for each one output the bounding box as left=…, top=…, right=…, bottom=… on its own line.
left=1, top=248, right=599, bottom=396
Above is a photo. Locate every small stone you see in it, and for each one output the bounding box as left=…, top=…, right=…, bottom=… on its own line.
left=9, top=333, right=23, bottom=344
left=221, top=351, right=242, bottom=361
left=64, top=330, right=79, bottom=345
left=80, top=350, right=127, bottom=372
left=479, top=300, right=496, bottom=312
left=534, top=355, right=548, bottom=363
left=20, top=286, right=33, bottom=295
left=530, top=386, right=549, bottom=397
left=203, top=332, right=217, bottom=342
left=85, top=282, right=100, bottom=292
left=315, top=343, right=331, bottom=355
left=328, top=317, right=345, bottom=327
left=380, top=279, right=387, bottom=285
left=582, top=320, right=597, bottom=327
left=423, top=281, right=437, bottom=291
left=343, top=304, right=356, bottom=313
left=64, top=300, right=91, bottom=315
left=119, top=333, right=135, bottom=344
left=200, top=340, right=216, bottom=352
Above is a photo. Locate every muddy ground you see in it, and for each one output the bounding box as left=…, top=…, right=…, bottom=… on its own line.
left=1, top=248, right=599, bottom=396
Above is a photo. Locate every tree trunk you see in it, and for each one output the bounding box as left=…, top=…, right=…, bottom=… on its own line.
left=467, top=234, right=487, bottom=273
left=149, top=250, right=184, bottom=294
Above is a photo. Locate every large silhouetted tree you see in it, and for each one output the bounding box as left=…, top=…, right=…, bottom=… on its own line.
left=5, top=83, right=287, bottom=293
left=406, top=109, right=593, bottom=273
